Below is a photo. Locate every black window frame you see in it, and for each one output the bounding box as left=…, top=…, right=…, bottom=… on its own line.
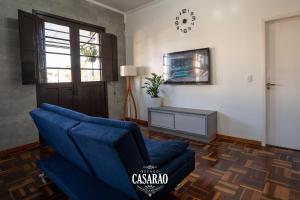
left=33, top=10, right=106, bottom=84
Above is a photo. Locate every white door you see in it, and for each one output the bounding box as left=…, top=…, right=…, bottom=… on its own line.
left=266, top=16, right=300, bottom=150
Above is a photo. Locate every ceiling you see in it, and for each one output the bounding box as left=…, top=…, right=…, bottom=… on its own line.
left=92, top=0, right=156, bottom=12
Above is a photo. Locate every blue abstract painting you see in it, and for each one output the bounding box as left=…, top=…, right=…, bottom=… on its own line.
left=163, top=48, right=210, bottom=84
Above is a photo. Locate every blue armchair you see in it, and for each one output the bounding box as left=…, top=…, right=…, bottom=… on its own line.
left=30, top=104, right=195, bottom=200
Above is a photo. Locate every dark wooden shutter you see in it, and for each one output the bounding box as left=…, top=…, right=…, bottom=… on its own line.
left=35, top=16, right=46, bottom=84
left=101, top=33, right=118, bottom=81
left=18, top=10, right=37, bottom=84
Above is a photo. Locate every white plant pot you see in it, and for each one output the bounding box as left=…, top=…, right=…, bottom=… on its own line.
left=148, top=97, right=162, bottom=108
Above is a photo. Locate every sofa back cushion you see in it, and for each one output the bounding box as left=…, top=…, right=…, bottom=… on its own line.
left=41, top=103, right=151, bottom=165
left=84, top=117, right=151, bottom=165
left=40, top=103, right=88, bottom=121
left=69, top=122, right=144, bottom=199
left=30, top=108, right=92, bottom=174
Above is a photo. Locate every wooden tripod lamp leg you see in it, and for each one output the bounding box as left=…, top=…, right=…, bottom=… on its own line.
left=123, top=77, right=138, bottom=121
left=123, top=77, right=130, bottom=120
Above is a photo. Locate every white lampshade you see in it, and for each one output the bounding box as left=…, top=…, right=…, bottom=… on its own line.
left=120, top=65, right=137, bottom=77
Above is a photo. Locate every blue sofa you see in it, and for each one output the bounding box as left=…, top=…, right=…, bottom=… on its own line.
left=30, top=104, right=195, bottom=200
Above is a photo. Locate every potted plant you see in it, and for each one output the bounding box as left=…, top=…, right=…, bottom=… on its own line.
left=80, top=44, right=98, bottom=63
left=142, top=73, right=164, bottom=107
left=80, top=32, right=98, bottom=63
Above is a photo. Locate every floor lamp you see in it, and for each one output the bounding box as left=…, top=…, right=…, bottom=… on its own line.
left=120, top=65, right=137, bottom=121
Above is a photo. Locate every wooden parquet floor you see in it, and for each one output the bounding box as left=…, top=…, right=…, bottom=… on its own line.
left=1, top=127, right=300, bottom=200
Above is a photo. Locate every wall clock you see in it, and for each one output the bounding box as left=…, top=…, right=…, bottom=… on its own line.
left=175, top=8, right=196, bottom=33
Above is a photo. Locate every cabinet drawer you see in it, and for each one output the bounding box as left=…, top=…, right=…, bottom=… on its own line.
left=150, top=111, right=175, bottom=129
left=175, top=114, right=206, bottom=135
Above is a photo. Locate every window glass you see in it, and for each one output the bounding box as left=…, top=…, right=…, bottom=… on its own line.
left=81, top=69, right=101, bottom=82
left=79, top=30, right=99, bottom=44
left=80, top=29, right=101, bottom=82
left=45, top=22, right=70, bottom=33
left=80, top=56, right=100, bottom=69
left=41, top=23, right=103, bottom=83
left=45, top=53, right=71, bottom=68
left=45, top=37, right=70, bottom=54
left=46, top=69, right=72, bottom=83
left=45, top=22, right=70, bottom=40
left=44, top=22, right=71, bottom=83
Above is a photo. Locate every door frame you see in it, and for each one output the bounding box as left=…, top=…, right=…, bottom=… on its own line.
left=262, top=11, right=300, bottom=146
left=33, top=10, right=109, bottom=117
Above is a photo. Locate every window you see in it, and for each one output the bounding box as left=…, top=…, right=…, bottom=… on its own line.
left=41, top=21, right=104, bottom=83
left=44, top=22, right=72, bottom=83
left=80, top=29, right=101, bottom=82
left=19, top=10, right=118, bottom=85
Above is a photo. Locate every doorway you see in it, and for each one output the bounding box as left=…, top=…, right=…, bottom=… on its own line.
left=266, top=15, right=300, bottom=150
left=33, top=11, right=108, bottom=117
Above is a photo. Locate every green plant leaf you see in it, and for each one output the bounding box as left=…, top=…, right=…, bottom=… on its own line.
left=142, top=73, right=164, bottom=98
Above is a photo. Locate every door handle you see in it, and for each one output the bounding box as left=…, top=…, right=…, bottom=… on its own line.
left=266, top=83, right=277, bottom=89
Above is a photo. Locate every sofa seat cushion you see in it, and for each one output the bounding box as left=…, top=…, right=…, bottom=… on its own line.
left=144, top=138, right=189, bottom=166
left=153, top=149, right=195, bottom=199
left=37, top=154, right=131, bottom=200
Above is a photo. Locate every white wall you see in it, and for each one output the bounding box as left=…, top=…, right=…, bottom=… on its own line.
left=125, top=0, right=300, bottom=141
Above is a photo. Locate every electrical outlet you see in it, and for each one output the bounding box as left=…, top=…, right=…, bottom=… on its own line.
left=247, top=75, right=253, bottom=83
